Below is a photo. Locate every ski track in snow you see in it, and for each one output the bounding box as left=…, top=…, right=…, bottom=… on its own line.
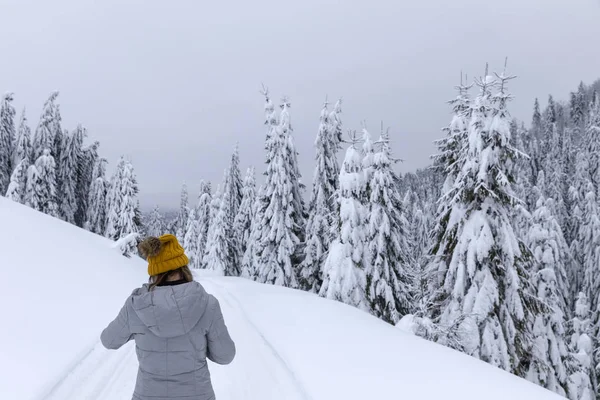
left=39, top=279, right=310, bottom=400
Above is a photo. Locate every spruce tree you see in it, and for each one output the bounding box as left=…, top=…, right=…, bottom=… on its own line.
left=0, top=93, right=16, bottom=193
left=254, top=94, right=305, bottom=287
left=320, top=133, right=368, bottom=311
left=568, top=152, right=589, bottom=301
left=31, top=149, right=59, bottom=217
left=525, top=191, right=571, bottom=395
left=580, top=183, right=600, bottom=312
left=75, top=141, right=99, bottom=227
left=193, top=181, right=212, bottom=269
left=183, top=207, right=201, bottom=267
left=233, top=167, right=256, bottom=270
left=567, top=292, right=596, bottom=400
left=301, top=100, right=340, bottom=292
left=52, top=105, right=64, bottom=180
left=585, top=93, right=600, bottom=195
left=175, top=183, right=189, bottom=241
left=84, top=158, right=108, bottom=235
left=145, top=205, right=165, bottom=238
left=432, top=75, right=472, bottom=196
left=6, top=158, right=29, bottom=203
left=33, top=92, right=58, bottom=161
left=12, top=109, right=32, bottom=168
left=241, top=185, right=264, bottom=279
left=364, top=128, right=411, bottom=323
left=202, top=171, right=232, bottom=275
left=24, top=164, right=40, bottom=210
left=58, top=127, right=83, bottom=224
left=105, top=158, right=142, bottom=254
left=428, top=67, right=533, bottom=375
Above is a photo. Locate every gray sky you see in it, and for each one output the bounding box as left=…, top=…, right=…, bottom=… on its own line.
left=1, top=0, right=600, bottom=211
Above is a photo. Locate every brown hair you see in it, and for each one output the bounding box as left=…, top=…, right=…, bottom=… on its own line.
left=149, top=265, right=194, bottom=291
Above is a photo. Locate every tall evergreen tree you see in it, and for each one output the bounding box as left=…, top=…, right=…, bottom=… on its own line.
left=33, top=92, right=59, bottom=161
left=105, top=158, right=142, bottom=255
left=364, top=129, right=411, bottom=324
left=29, top=149, right=59, bottom=217
left=52, top=105, right=64, bottom=179
left=301, top=100, right=341, bottom=292
left=432, top=75, right=472, bottom=196
left=75, top=140, right=99, bottom=227
left=428, top=68, right=533, bottom=375
left=84, top=158, right=108, bottom=235
left=145, top=205, right=165, bottom=238
left=241, top=185, right=264, bottom=279
left=193, top=181, right=212, bottom=269
left=175, top=183, right=190, bottom=241
left=0, top=93, right=16, bottom=193
left=580, top=183, right=600, bottom=312
left=525, top=192, right=571, bottom=395
left=568, top=152, right=589, bottom=301
left=233, top=167, right=256, bottom=270
left=12, top=109, right=32, bottom=168
left=567, top=292, right=596, bottom=400
left=202, top=170, right=233, bottom=275
left=254, top=94, right=305, bottom=287
left=6, top=158, right=29, bottom=203
left=585, top=93, right=600, bottom=195
left=320, top=133, right=368, bottom=311
left=58, top=126, right=83, bottom=224
left=183, top=207, right=201, bottom=267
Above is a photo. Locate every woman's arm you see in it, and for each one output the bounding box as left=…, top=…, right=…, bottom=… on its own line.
left=206, top=298, right=236, bottom=365
left=100, top=301, right=133, bottom=350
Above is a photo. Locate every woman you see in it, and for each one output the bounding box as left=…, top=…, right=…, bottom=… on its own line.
left=101, top=234, right=236, bottom=400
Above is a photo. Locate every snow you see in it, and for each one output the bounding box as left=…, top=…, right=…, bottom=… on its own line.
left=0, top=197, right=563, bottom=400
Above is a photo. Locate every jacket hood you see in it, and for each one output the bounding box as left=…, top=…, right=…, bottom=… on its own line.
left=131, top=281, right=209, bottom=338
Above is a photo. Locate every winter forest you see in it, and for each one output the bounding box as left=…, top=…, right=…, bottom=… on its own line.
left=3, top=65, right=600, bottom=399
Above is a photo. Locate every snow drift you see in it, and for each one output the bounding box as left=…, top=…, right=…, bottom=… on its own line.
left=0, top=197, right=562, bottom=400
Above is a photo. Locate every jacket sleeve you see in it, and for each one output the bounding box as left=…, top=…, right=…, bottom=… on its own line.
left=206, top=298, right=236, bottom=365
left=100, top=300, right=133, bottom=350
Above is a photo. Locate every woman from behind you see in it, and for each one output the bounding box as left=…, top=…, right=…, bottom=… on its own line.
left=101, top=234, right=235, bottom=400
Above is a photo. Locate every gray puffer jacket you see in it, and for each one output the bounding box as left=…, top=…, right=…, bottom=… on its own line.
left=101, top=280, right=235, bottom=400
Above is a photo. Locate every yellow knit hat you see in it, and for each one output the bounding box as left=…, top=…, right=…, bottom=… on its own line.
left=138, top=234, right=189, bottom=276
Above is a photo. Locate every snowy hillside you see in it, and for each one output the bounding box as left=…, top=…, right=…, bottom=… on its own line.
left=0, top=197, right=562, bottom=400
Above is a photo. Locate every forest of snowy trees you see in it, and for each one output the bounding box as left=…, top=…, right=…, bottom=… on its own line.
left=0, top=91, right=143, bottom=250
left=4, top=68, right=600, bottom=399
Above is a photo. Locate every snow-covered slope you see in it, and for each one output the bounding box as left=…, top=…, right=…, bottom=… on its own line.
left=0, top=197, right=562, bottom=400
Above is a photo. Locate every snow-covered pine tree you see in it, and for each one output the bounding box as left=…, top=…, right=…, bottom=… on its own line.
left=525, top=191, right=571, bottom=395
left=585, top=93, right=600, bottom=195
left=566, top=292, right=596, bottom=400
left=193, top=181, right=212, bottom=269
left=12, top=109, right=32, bottom=168
left=568, top=152, right=589, bottom=302
left=30, top=149, right=59, bottom=217
left=301, top=100, right=340, bottom=292
left=319, top=132, right=368, bottom=311
left=432, top=74, right=472, bottom=196
left=428, top=66, right=533, bottom=375
left=183, top=207, right=200, bottom=267
left=580, top=182, right=600, bottom=312
left=58, top=126, right=83, bottom=224
left=0, top=93, right=16, bottom=193
left=84, top=158, right=108, bottom=235
left=528, top=173, right=571, bottom=312
left=32, top=92, right=58, bottom=161
left=233, top=167, right=256, bottom=271
left=24, top=164, right=40, bottom=210
left=202, top=170, right=232, bottom=275
left=75, top=140, right=99, bottom=228
left=145, top=205, right=165, bottom=238
left=241, top=184, right=264, bottom=279
left=52, top=105, right=64, bottom=180
left=6, top=158, right=29, bottom=203
left=225, top=145, right=244, bottom=223
left=253, top=94, right=305, bottom=287
left=175, top=183, right=190, bottom=241
left=280, top=98, right=308, bottom=268
left=105, top=158, right=141, bottom=256
left=364, top=128, right=411, bottom=324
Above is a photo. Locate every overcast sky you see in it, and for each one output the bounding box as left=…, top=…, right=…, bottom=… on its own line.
left=1, top=0, right=599, bottom=210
